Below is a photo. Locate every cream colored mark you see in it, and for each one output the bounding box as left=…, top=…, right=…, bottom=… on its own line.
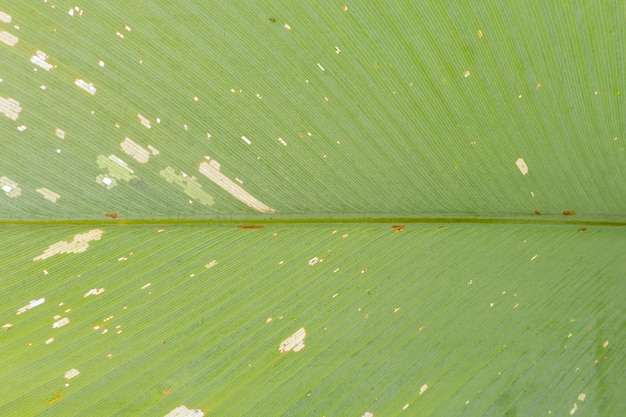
left=68, top=7, right=83, bottom=16
left=55, top=128, right=66, bottom=139
left=0, top=11, right=11, bottom=23
left=0, top=31, right=18, bottom=46
left=31, top=51, right=54, bottom=71
left=34, top=229, right=103, bottom=261
left=36, top=188, right=60, bottom=202
left=199, top=159, right=275, bottom=213
left=419, top=384, right=428, bottom=395
left=84, top=288, right=104, bottom=297
left=164, top=405, right=205, bottom=417
left=16, top=298, right=45, bottom=315
left=515, top=158, right=528, bottom=175
left=279, top=327, right=306, bottom=352
left=137, top=114, right=151, bottom=128
left=52, top=317, right=70, bottom=328
left=1, top=176, right=21, bottom=197
left=74, top=79, right=96, bottom=95
left=121, top=137, right=151, bottom=163
left=0, top=97, right=22, bottom=120
left=64, top=369, right=80, bottom=379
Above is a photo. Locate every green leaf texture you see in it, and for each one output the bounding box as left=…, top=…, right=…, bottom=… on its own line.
left=0, top=1, right=624, bottom=416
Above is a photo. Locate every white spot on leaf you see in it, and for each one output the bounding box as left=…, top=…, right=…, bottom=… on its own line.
left=279, top=327, right=306, bottom=352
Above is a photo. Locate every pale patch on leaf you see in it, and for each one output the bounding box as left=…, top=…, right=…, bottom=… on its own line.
left=515, top=158, right=528, bottom=175
left=34, top=229, right=103, bottom=261
left=279, top=327, right=306, bottom=352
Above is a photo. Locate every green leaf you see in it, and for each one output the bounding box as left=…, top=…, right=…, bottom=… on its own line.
left=0, top=2, right=624, bottom=416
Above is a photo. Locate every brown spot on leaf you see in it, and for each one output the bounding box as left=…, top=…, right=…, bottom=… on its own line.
left=104, top=212, right=118, bottom=219
left=48, top=393, right=62, bottom=404
left=268, top=17, right=276, bottom=22
left=237, top=225, right=264, bottom=230
left=392, top=225, right=405, bottom=232
left=562, top=210, right=575, bottom=216
left=577, top=227, right=587, bottom=232
left=534, top=210, right=541, bottom=216
left=437, top=225, right=445, bottom=229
